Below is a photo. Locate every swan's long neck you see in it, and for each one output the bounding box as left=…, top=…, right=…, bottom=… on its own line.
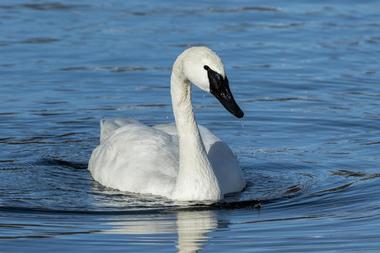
left=170, top=55, right=222, bottom=201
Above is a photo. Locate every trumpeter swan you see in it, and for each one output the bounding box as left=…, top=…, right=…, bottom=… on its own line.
left=89, top=47, right=245, bottom=202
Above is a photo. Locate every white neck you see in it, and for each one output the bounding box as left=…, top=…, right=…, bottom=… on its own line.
left=170, top=53, right=222, bottom=201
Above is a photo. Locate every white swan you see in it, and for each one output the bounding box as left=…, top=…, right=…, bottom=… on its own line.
left=89, top=47, right=245, bottom=202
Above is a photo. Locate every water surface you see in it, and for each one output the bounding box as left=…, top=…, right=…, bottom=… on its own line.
left=1, top=0, right=380, bottom=252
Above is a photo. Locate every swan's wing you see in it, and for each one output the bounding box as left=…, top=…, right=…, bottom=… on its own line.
left=196, top=126, right=245, bottom=194
left=89, top=122, right=179, bottom=198
left=153, top=123, right=245, bottom=194
left=100, top=118, right=143, bottom=143
left=153, top=123, right=177, bottom=136
left=153, top=123, right=220, bottom=151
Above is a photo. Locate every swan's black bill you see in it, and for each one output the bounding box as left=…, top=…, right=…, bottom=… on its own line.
left=205, top=66, right=244, bottom=118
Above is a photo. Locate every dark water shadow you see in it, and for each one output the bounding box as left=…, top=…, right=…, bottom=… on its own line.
left=37, top=158, right=87, bottom=170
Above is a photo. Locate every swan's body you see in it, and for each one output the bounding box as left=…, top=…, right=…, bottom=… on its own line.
left=89, top=47, right=245, bottom=201
left=90, top=119, right=244, bottom=198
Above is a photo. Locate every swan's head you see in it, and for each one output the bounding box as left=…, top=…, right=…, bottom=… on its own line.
left=182, top=47, right=244, bottom=118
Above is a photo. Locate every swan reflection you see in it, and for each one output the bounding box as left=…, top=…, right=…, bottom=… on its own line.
left=102, top=210, right=217, bottom=253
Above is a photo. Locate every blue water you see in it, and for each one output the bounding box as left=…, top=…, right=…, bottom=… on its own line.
left=1, top=0, right=380, bottom=252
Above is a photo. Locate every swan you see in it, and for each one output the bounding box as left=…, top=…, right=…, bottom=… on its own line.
left=88, top=47, right=245, bottom=202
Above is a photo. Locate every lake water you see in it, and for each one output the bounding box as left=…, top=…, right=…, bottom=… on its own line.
left=1, top=0, right=380, bottom=252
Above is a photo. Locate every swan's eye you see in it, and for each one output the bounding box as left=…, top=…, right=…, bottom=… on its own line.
left=203, top=65, right=210, bottom=71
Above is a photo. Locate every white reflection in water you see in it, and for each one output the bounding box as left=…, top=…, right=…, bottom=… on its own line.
left=176, top=211, right=217, bottom=253
left=102, top=210, right=217, bottom=253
